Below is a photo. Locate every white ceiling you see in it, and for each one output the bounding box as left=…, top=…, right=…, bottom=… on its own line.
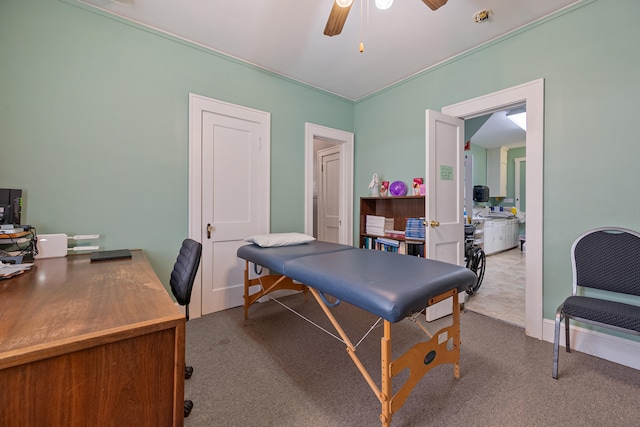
left=472, top=109, right=526, bottom=149
left=77, top=0, right=581, bottom=101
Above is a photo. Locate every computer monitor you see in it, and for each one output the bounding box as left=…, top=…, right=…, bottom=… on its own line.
left=0, top=188, right=22, bottom=225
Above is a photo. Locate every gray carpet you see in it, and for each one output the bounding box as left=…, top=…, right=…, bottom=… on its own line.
left=184, top=294, right=640, bottom=426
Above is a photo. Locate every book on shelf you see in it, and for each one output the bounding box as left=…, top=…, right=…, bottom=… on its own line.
left=375, top=237, right=399, bottom=247
left=375, top=237, right=399, bottom=252
left=362, top=236, right=424, bottom=257
left=405, top=217, right=426, bottom=239
left=384, top=229, right=405, bottom=235
left=365, top=215, right=394, bottom=236
left=383, top=229, right=405, bottom=239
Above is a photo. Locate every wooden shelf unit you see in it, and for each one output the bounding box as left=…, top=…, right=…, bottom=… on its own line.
left=359, top=196, right=425, bottom=248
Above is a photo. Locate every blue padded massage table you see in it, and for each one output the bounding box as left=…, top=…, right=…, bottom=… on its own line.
left=239, top=240, right=355, bottom=319
left=237, top=240, right=476, bottom=427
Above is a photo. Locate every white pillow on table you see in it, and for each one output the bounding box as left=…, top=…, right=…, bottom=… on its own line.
left=244, top=232, right=315, bottom=248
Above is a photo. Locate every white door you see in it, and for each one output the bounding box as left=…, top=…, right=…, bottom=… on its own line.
left=317, top=146, right=341, bottom=243
left=189, top=94, right=270, bottom=316
left=425, top=110, right=465, bottom=265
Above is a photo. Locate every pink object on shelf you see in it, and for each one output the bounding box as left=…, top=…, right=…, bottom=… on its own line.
left=379, top=181, right=389, bottom=197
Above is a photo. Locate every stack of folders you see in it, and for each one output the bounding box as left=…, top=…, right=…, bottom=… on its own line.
left=366, top=215, right=394, bottom=236
left=0, top=261, right=33, bottom=279
left=405, top=217, right=426, bottom=240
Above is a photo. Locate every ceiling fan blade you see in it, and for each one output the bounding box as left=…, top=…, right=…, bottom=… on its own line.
left=324, top=1, right=352, bottom=37
left=421, top=0, right=448, bottom=11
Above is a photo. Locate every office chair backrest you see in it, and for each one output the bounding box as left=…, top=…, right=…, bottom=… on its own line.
left=571, top=227, right=640, bottom=296
left=170, top=238, right=202, bottom=320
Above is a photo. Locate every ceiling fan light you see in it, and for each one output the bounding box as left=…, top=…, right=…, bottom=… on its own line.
left=336, top=0, right=353, bottom=8
left=375, top=0, right=393, bottom=9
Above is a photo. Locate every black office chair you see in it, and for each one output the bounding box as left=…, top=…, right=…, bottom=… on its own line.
left=169, top=238, right=202, bottom=418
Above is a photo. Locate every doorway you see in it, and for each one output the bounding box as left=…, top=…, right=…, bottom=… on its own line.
left=463, top=108, right=527, bottom=327
left=443, top=79, right=544, bottom=339
left=304, top=123, right=354, bottom=245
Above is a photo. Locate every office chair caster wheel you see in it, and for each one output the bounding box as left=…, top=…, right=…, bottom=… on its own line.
left=185, top=365, right=193, bottom=379
left=184, top=399, right=193, bottom=417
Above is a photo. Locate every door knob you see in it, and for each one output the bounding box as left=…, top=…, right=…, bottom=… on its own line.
left=207, top=223, right=214, bottom=239
left=430, top=220, right=440, bottom=228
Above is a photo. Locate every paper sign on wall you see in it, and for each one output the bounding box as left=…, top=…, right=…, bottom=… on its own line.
left=440, top=165, right=454, bottom=181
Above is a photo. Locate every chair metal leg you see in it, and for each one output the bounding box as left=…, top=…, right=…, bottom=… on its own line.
left=565, top=315, right=572, bottom=353
left=552, top=305, right=564, bottom=379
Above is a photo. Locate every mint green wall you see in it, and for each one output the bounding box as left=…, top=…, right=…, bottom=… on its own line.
left=4, top=0, right=640, bottom=326
left=354, top=0, right=640, bottom=321
left=0, top=0, right=353, bottom=288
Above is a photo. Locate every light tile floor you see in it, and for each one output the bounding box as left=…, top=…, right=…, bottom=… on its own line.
left=464, top=247, right=526, bottom=327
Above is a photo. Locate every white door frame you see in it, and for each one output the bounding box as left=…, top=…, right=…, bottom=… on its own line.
left=442, top=78, right=544, bottom=339
left=514, top=157, right=526, bottom=213
left=304, top=123, right=354, bottom=246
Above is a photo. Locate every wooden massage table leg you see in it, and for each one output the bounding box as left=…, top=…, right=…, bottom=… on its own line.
left=385, top=289, right=461, bottom=426
left=243, top=261, right=307, bottom=319
left=309, top=287, right=461, bottom=427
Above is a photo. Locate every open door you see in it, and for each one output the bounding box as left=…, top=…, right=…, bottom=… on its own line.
left=423, top=110, right=465, bottom=321
left=425, top=110, right=465, bottom=266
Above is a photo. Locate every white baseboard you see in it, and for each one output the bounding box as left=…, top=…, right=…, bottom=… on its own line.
left=542, top=318, right=640, bottom=371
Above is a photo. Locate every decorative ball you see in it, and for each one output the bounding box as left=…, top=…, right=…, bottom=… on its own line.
left=389, top=181, right=407, bottom=196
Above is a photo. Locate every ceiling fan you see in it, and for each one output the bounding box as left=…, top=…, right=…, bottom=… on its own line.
left=324, top=0, right=449, bottom=36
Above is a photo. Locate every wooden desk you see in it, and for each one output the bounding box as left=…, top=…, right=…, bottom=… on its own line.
left=0, top=250, right=185, bottom=427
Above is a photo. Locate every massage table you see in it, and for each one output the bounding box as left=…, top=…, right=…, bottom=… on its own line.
left=237, top=239, right=476, bottom=427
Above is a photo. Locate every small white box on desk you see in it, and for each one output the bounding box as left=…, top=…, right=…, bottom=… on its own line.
left=35, top=234, right=68, bottom=259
